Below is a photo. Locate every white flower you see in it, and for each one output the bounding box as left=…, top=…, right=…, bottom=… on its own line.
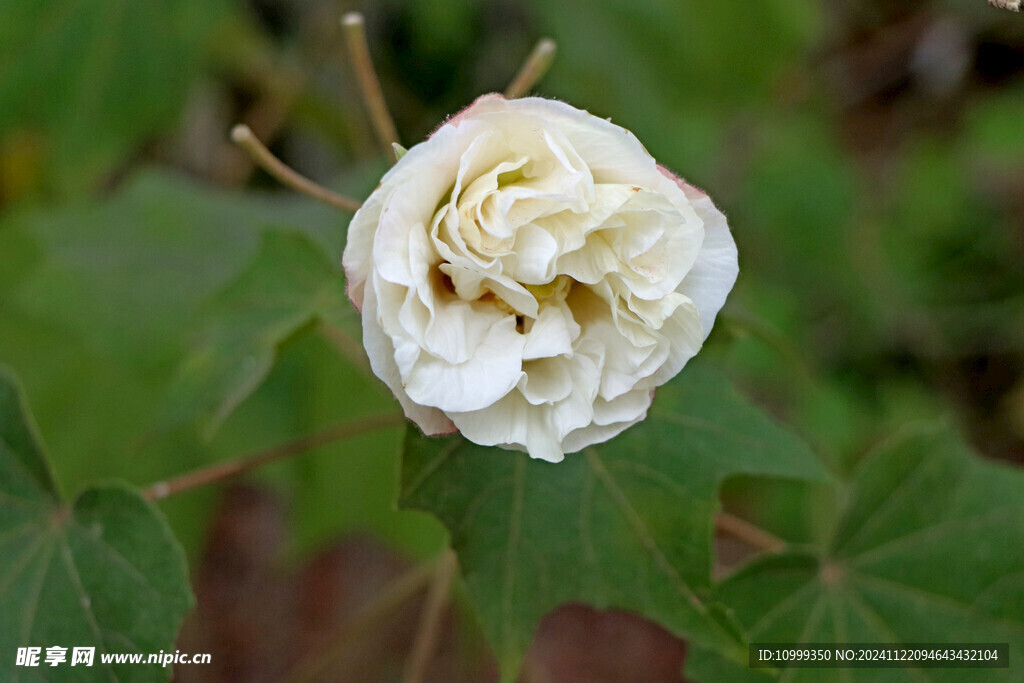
left=343, top=94, right=738, bottom=462
left=988, top=0, right=1020, bottom=12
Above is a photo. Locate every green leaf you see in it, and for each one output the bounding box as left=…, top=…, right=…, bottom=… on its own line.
left=0, top=365, right=58, bottom=497
left=687, top=424, right=1024, bottom=682
left=399, top=360, right=830, bottom=680
left=0, top=168, right=427, bottom=560
left=163, top=229, right=357, bottom=438
left=0, top=368, right=193, bottom=682
left=0, top=0, right=230, bottom=196
left=5, top=169, right=348, bottom=371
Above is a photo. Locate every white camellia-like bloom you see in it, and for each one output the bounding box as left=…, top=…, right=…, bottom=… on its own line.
left=343, top=94, right=738, bottom=462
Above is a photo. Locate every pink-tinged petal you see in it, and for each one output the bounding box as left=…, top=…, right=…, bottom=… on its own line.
left=659, top=167, right=739, bottom=339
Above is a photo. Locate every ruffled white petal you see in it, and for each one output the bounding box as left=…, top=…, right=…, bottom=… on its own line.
left=341, top=93, right=738, bottom=462
left=674, top=182, right=739, bottom=339
left=359, top=282, right=455, bottom=435
left=402, top=315, right=524, bottom=413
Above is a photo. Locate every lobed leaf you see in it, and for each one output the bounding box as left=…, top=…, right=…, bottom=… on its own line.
left=687, top=424, right=1024, bottom=682
left=0, top=368, right=193, bottom=682
left=162, top=229, right=359, bottom=438
left=400, top=359, right=831, bottom=680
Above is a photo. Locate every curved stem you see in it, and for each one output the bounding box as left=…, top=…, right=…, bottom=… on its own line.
left=716, top=510, right=786, bottom=553
left=505, top=38, right=557, bottom=98
left=286, top=550, right=449, bottom=683
left=144, top=412, right=406, bottom=501
left=341, top=12, right=401, bottom=158
left=403, top=549, right=458, bottom=683
left=230, top=124, right=363, bottom=212
left=319, top=321, right=372, bottom=376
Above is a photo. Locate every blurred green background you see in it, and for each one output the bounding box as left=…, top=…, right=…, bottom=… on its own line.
left=2, top=0, right=1023, bottom=677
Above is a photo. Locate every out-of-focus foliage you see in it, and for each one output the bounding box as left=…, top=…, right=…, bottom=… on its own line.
left=0, top=370, right=193, bottom=682
left=163, top=230, right=357, bottom=437
left=529, top=0, right=821, bottom=178
left=0, top=171, right=441, bottom=560
left=2, top=0, right=1024, bottom=679
left=0, top=0, right=231, bottom=198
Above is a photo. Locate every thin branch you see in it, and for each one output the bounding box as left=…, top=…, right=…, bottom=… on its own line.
left=341, top=12, right=401, bottom=158
left=286, top=553, right=445, bottom=683
left=144, top=412, right=406, bottom=501
left=230, top=124, right=363, bottom=212
left=319, top=321, right=372, bottom=376
left=504, top=38, right=557, bottom=98
left=209, top=15, right=318, bottom=186
left=403, top=549, right=458, bottom=683
left=715, top=511, right=786, bottom=553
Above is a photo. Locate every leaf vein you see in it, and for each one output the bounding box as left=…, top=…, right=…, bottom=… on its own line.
left=584, top=448, right=707, bottom=614
left=18, top=540, right=55, bottom=650
left=848, top=505, right=1023, bottom=567
left=849, top=570, right=1024, bottom=637
left=0, top=532, right=50, bottom=606
left=840, top=584, right=931, bottom=682
left=58, top=534, right=119, bottom=682
left=500, top=456, right=526, bottom=663
left=579, top=462, right=601, bottom=581
left=402, top=438, right=463, bottom=501
left=68, top=516, right=169, bottom=600
left=748, top=573, right=820, bottom=638
left=652, top=411, right=768, bottom=451
left=0, top=519, right=44, bottom=553
left=780, top=594, right=828, bottom=683
left=458, top=476, right=514, bottom=535
left=837, top=451, right=958, bottom=556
